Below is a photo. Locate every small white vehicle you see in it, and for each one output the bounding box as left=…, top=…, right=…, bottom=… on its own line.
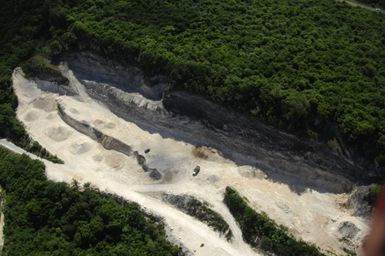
left=193, top=166, right=200, bottom=176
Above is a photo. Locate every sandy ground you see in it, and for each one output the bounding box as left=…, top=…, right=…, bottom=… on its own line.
left=8, top=67, right=369, bottom=255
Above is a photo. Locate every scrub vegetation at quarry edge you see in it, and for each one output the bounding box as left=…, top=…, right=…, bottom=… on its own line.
left=0, top=147, right=182, bottom=256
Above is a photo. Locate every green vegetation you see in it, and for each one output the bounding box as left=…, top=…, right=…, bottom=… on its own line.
left=20, top=54, right=70, bottom=94
left=0, top=0, right=63, bottom=163
left=366, top=184, right=383, bottom=205
left=0, top=146, right=182, bottom=256
left=224, top=187, right=325, bottom=256
left=21, top=55, right=68, bottom=85
left=0, top=0, right=44, bottom=142
left=21, top=55, right=56, bottom=78
left=2, top=0, right=385, bottom=169
left=162, top=194, right=233, bottom=240
left=25, top=141, right=64, bottom=164
left=327, top=138, right=343, bottom=155
left=50, top=0, right=385, bottom=169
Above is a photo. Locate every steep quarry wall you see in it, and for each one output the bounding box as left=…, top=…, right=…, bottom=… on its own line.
left=35, top=79, right=77, bottom=96
left=163, top=91, right=366, bottom=185
left=63, top=52, right=168, bottom=101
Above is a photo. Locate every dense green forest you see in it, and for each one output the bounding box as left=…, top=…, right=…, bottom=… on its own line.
left=0, top=147, right=181, bottom=256
left=51, top=0, right=385, bottom=171
left=224, top=187, right=325, bottom=256
left=1, top=0, right=385, bottom=170
left=0, top=0, right=62, bottom=163
left=0, top=0, right=42, bottom=142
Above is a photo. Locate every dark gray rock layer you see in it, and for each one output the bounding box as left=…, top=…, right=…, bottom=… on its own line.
left=348, top=185, right=377, bottom=219
left=57, top=103, right=161, bottom=180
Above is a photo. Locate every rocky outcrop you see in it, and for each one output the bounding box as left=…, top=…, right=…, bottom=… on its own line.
left=63, top=52, right=168, bottom=101
left=149, top=169, right=162, bottom=180
left=348, top=185, right=378, bottom=219
left=162, top=91, right=372, bottom=193
left=57, top=103, right=162, bottom=180
left=21, top=55, right=73, bottom=95
left=35, top=79, right=76, bottom=96
left=58, top=103, right=133, bottom=155
left=24, top=66, right=69, bottom=87
left=34, top=73, right=69, bottom=87
left=337, top=221, right=361, bottom=254
left=81, top=80, right=165, bottom=113
left=133, top=151, right=162, bottom=180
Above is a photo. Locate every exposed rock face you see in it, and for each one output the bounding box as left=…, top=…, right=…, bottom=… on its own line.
left=348, top=185, right=376, bottom=219
left=35, top=79, right=76, bottom=96
left=99, top=132, right=133, bottom=156
left=22, top=58, right=73, bottom=95
left=163, top=91, right=368, bottom=190
left=134, top=152, right=146, bottom=165
left=132, top=151, right=162, bottom=180
left=149, top=169, right=162, bottom=180
left=58, top=103, right=162, bottom=180
left=58, top=103, right=133, bottom=154
left=30, top=67, right=69, bottom=86
left=339, top=221, right=360, bottom=240
left=338, top=221, right=360, bottom=253
left=63, top=52, right=168, bottom=101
